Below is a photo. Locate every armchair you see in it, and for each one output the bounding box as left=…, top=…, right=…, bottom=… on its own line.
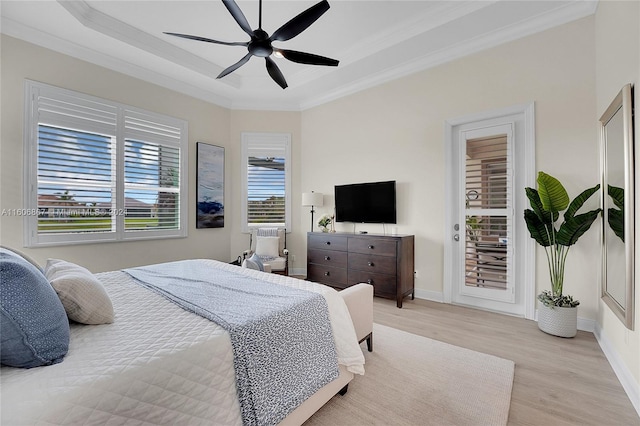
left=243, top=228, right=288, bottom=275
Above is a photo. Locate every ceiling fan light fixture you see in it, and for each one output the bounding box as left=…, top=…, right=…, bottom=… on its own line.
left=164, top=0, right=338, bottom=89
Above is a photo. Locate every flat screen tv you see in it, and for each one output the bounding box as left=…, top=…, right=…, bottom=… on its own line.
left=335, top=180, right=396, bottom=224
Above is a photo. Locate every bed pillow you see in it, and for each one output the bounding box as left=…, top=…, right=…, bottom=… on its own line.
left=0, top=245, right=42, bottom=272
left=242, top=258, right=261, bottom=271
left=255, top=236, right=280, bottom=258
left=0, top=248, right=70, bottom=368
left=45, top=259, right=114, bottom=325
left=248, top=253, right=265, bottom=272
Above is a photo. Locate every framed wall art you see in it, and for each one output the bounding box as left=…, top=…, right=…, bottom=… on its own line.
left=196, top=142, right=224, bottom=229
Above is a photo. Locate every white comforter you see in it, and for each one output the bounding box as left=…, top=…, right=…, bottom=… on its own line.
left=0, top=260, right=365, bottom=425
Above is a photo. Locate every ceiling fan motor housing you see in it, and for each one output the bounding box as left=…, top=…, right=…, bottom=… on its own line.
left=248, top=29, right=273, bottom=57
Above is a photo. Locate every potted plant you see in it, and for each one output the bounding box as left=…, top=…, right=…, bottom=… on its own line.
left=524, top=171, right=601, bottom=337
left=318, top=214, right=332, bottom=233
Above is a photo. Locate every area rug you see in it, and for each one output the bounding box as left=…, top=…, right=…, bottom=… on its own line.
left=305, top=323, right=515, bottom=426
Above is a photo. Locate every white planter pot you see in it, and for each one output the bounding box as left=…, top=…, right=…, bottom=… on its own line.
left=537, top=301, right=577, bottom=338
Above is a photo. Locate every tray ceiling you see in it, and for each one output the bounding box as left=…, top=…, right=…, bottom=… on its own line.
left=1, top=1, right=597, bottom=110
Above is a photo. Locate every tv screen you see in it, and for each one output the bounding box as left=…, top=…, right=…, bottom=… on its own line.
left=335, top=180, right=396, bottom=224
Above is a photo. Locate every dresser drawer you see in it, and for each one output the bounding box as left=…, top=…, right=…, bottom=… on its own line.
left=348, top=270, right=396, bottom=297
left=348, top=253, right=397, bottom=275
left=348, top=237, right=397, bottom=256
left=308, top=249, right=348, bottom=268
left=308, top=233, right=348, bottom=251
left=307, top=264, right=348, bottom=288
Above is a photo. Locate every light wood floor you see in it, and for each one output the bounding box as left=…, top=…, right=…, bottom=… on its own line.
left=372, top=297, right=640, bottom=426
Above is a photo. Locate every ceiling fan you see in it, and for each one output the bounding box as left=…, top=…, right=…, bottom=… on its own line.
left=164, top=0, right=339, bottom=89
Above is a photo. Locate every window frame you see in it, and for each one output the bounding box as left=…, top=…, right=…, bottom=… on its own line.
left=240, top=132, right=291, bottom=233
left=23, top=80, right=188, bottom=247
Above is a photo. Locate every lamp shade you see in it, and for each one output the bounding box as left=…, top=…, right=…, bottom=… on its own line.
left=302, top=192, right=323, bottom=207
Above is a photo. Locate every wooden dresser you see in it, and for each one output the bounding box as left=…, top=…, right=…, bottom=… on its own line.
left=307, top=232, right=414, bottom=308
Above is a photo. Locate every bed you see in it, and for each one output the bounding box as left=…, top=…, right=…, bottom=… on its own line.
left=0, top=254, right=373, bottom=425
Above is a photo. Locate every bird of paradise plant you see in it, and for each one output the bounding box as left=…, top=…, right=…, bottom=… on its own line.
left=524, top=172, right=601, bottom=307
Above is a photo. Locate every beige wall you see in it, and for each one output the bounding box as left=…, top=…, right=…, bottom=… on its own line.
left=595, top=0, right=640, bottom=395
left=301, top=16, right=599, bottom=317
left=0, top=35, right=232, bottom=271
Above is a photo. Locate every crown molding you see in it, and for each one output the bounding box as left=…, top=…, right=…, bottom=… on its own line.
left=289, top=0, right=500, bottom=87
left=0, top=16, right=235, bottom=109
left=3, top=0, right=598, bottom=112
left=56, top=0, right=241, bottom=89
left=299, top=0, right=598, bottom=110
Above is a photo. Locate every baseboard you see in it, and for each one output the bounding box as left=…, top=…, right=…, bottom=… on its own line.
left=413, top=289, right=444, bottom=303
left=577, top=317, right=596, bottom=333
left=290, top=267, right=306, bottom=277
left=593, top=323, right=640, bottom=417
left=414, top=293, right=596, bottom=333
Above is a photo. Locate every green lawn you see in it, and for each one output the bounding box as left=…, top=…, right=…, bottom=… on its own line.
left=38, top=217, right=161, bottom=231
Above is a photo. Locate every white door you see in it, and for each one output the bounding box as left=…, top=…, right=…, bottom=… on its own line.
left=445, top=105, right=536, bottom=318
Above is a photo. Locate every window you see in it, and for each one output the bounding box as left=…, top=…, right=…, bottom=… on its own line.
left=241, top=133, right=291, bottom=232
left=24, top=81, right=188, bottom=246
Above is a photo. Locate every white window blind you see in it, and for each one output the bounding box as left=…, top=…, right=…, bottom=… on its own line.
left=24, top=81, right=188, bottom=246
left=241, top=133, right=291, bottom=232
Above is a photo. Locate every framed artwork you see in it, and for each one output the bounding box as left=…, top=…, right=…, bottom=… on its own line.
left=196, top=142, right=224, bottom=228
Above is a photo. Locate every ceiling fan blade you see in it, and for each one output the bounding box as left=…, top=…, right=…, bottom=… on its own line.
left=222, top=0, right=254, bottom=37
left=265, top=57, right=288, bottom=89
left=164, top=32, right=248, bottom=47
left=270, top=0, right=330, bottom=42
left=217, top=53, right=253, bottom=79
left=279, top=49, right=339, bottom=66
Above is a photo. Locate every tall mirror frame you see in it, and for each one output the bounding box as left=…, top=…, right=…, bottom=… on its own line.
left=600, top=83, right=635, bottom=330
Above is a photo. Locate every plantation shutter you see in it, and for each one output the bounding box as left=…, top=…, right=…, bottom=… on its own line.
left=123, top=110, right=183, bottom=232
left=37, top=125, right=116, bottom=235
left=32, top=86, right=118, bottom=242
left=464, top=135, right=512, bottom=290
left=241, top=133, right=291, bottom=232
left=25, top=81, right=187, bottom=246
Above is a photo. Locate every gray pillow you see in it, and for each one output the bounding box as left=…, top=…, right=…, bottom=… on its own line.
left=248, top=253, right=265, bottom=272
left=0, top=248, right=70, bottom=368
left=242, top=257, right=261, bottom=271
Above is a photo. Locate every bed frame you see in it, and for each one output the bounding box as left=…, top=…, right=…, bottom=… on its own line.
left=280, top=283, right=373, bottom=425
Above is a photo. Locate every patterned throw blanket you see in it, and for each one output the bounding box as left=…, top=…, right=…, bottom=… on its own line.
left=124, top=260, right=339, bottom=426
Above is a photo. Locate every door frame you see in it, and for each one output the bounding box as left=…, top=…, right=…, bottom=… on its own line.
left=443, top=102, right=536, bottom=319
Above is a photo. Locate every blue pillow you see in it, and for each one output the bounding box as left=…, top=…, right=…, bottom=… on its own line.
left=0, top=248, right=70, bottom=368
left=249, top=253, right=265, bottom=272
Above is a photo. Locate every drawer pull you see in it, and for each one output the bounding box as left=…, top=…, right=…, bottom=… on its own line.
left=367, top=261, right=374, bottom=267
left=324, top=256, right=331, bottom=261
left=368, top=245, right=374, bottom=249
left=324, top=271, right=330, bottom=276
left=367, top=279, right=373, bottom=285
left=326, top=241, right=331, bottom=245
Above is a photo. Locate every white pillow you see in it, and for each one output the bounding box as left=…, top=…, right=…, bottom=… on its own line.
left=45, top=259, right=114, bottom=325
left=255, top=236, right=280, bottom=258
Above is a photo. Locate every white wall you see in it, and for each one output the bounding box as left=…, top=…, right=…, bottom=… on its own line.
left=300, top=16, right=600, bottom=318
left=0, top=35, right=233, bottom=271
left=594, top=0, right=640, bottom=411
